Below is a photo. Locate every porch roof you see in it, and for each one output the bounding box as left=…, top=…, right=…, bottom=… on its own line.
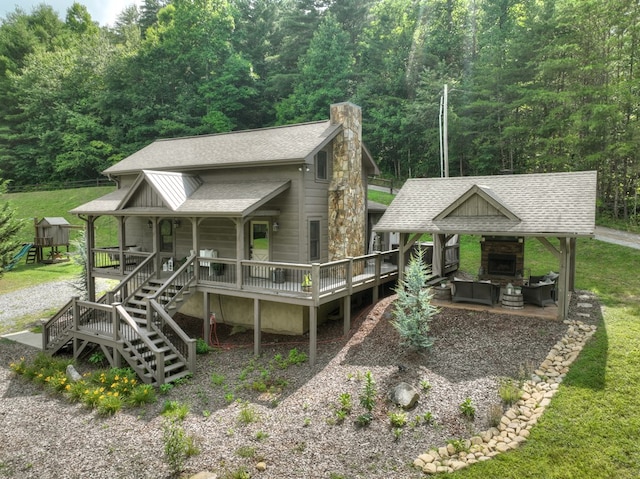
left=71, top=178, right=291, bottom=218
left=373, top=171, right=597, bottom=237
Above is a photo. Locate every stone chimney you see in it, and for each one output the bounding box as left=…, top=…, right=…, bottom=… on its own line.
left=328, top=102, right=365, bottom=262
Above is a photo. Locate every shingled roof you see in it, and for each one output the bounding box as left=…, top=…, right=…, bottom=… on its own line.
left=373, top=171, right=597, bottom=237
left=104, top=120, right=372, bottom=175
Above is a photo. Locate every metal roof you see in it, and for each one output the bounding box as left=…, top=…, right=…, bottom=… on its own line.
left=373, top=171, right=597, bottom=237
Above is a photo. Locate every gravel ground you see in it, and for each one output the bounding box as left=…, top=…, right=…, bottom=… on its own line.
left=0, top=279, right=116, bottom=333
left=0, top=290, right=601, bottom=479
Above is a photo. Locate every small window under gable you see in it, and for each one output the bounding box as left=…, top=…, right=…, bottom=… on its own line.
left=315, top=150, right=328, bottom=181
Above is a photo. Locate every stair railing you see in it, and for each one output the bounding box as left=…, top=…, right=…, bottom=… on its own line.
left=148, top=254, right=196, bottom=311
left=107, top=253, right=157, bottom=305
left=114, top=303, right=166, bottom=384
left=147, top=299, right=196, bottom=373
left=42, top=298, right=74, bottom=352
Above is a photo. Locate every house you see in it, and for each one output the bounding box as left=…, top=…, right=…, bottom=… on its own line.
left=43, top=102, right=398, bottom=382
left=373, top=171, right=598, bottom=320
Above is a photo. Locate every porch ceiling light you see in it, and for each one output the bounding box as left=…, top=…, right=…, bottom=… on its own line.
left=173, top=219, right=181, bottom=228
left=147, top=220, right=153, bottom=229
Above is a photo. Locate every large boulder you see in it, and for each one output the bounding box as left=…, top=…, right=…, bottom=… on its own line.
left=388, top=382, right=419, bottom=410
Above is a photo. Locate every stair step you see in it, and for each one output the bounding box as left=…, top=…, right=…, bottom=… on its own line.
left=164, top=361, right=186, bottom=373
left=164, top=370, right=192, bottom=384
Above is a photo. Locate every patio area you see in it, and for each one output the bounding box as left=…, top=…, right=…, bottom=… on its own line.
left=431, top=295, right=559, bottom=320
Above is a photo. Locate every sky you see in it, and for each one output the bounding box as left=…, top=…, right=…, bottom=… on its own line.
left=1, top=1, right=144, bottom=27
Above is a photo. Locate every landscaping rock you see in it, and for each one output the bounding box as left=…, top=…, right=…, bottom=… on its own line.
left=65, top=364, right=82, bottom=382
left=388, top=382, right=419, bottom=409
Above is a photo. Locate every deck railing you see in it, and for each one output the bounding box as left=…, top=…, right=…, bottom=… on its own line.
left=93, top=248, right=152, bottom=276
left=195, top=250, right=399, bottom=300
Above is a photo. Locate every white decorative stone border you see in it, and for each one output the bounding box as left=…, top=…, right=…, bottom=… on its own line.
left=413, top=318, right=598, bottom=475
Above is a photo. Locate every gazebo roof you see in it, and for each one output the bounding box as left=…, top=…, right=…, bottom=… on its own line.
left=373, top=171, right=597, bottom=237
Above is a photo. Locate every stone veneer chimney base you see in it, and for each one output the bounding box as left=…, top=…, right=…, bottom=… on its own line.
left=328, top=102, right=365, bottom=263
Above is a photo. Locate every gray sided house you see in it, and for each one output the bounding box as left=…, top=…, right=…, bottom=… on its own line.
left=44, top=102, right=397, bottom=383
left=374, top=171, right=598, bottom=320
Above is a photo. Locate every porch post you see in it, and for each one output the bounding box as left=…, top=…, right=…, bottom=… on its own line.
left=86, top=217, right=96, bottom=301
left=192, top=218, right=199, bottom=259
left=569, top=237, right=577, bottom=291
left=398, top=233, right=407, bottom=281
left=254, top=298, right=262, bottom=357
left=557, top=237, right=571, bottom=321
left=118, top=217, right=126, bottom=276
left=235, top=218, right=245, bottom=289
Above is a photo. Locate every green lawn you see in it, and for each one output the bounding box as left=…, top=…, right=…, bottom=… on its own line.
left=453, top=236, right=640, bottom=478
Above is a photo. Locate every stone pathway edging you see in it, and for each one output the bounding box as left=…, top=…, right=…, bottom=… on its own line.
left=413, top=315, right=597, bottom=475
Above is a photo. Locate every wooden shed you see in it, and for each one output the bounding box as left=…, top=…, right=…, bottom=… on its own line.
left=34, top=217, right=72, bottom=263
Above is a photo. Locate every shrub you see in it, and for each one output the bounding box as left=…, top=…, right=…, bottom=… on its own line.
left=211, top=372, right=226, bottom=386
left=391, top=250, right=439, bottom=350
left=459, top=397, right=476, bottom=419
left=196, top=338, right=210, bottom=354
left=97, top=394, right=123, bottom=415
left=498, top=378, right=522, bottom=406
left=162, top=400, right=190, bottom=420
left=359, top=371, right=376, bottom=412
left=128, top=384, right=156, bottom=406
left=388, top=410, right=407, bottom=428
left=238, top=402, right=259, bottom=424
left=163, top=418, right=199, bottom=473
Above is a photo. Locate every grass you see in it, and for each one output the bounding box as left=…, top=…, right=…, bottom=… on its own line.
left=452, top=238, right=640, bottom=477
left=1, top=186, right=116, bottom=246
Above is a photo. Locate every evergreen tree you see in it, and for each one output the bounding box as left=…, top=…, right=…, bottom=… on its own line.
left=0, top=179, right=23, bottom=275
left=275, top=13, right=354, bottom=123
left=391, top=249, right=439, bottom=350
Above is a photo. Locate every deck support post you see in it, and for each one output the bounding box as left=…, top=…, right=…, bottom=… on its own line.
left=343, top=295, right=351, bottom=336
left=203, top=291, right=211, bottom=346
left=309, top=305, right=317, bottom=367
left=253, top=298, right=261, bottom=357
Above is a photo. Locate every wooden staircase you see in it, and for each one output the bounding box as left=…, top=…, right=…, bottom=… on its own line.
left=42, top=254, right=198, bottom=386
left=119, top=278, right=195, bottom=385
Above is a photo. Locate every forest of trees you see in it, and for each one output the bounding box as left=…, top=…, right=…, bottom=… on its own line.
left=0, top=0, right=638, bottom=222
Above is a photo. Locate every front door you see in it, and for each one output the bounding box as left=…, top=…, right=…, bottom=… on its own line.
left=250, top=220, right=269, bottom=277
left=159, top=218, right=175, bottom=270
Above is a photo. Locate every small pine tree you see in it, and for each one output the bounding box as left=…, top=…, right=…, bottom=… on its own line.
left=69, top=228, right=88, bottom=299
left=391, top=249, right=439, bottom=350
left=0, top=180, right=24, bottom=276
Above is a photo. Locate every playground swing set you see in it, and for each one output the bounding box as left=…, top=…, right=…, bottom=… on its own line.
left=6, top=217, right=82, bottom=271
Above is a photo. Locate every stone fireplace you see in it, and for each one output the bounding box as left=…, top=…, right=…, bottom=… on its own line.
left=480, top=237, right=524, bottom=283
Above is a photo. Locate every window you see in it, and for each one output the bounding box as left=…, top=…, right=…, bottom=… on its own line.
left=309, top=220, right=320, bottom=261
left=159, top=219, right=173, bottom=252
left=315, top=150, right=328, bottom=180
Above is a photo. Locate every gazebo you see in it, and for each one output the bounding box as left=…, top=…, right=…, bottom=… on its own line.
left=373, top=171, right=598, bottom=320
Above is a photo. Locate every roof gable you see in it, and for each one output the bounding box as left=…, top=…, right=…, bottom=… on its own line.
left=434, top=184, right=520, bottom=221
left=119, top=170, right=203, bottom=211
left=373, top=171, right=598, bottom=237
